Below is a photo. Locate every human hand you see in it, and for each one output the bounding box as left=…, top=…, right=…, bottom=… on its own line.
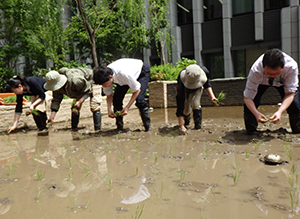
left=255, top=113, right=269, bottom=123
left=121, top=107, right=129, bottom=116
left=211, top=98, right=219, bottom=106
left=108, top=109, right=116, bottom=118
left=29, top=105, right=35, bottom=111
left=269, top=112, right=281, bottom=124
left=7, top=125, right=17, bottom=134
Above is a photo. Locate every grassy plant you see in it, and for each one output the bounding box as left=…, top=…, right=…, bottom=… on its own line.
left=152, top=182, right=164, bottom=199
left=83, top=200, right=90, bottom=209
left=190, top=156, right=197, bottom=167
left=108, top=179, right=113, bottom=191
left=204, top=147, right=210, bottom=157
left=31, top=109, right=39, bottom=116
left=131, top=203, right=145, bottom=219
left=229, top=162, right=242, bottom=186
left=115, top=110, right=122, bottom=116
left=36, top=170, right=45, bottom=181
left=136, top=166, right=139, bottom=175
left=284, top=143, right=292, bottom=161
left=216, top=91, right=226, bottom=105
left=80, top=165, right=91, bottom=178
left=68, top=157, right=72, bottom=169
left=286, top=163, right=299, bottom=214
left=36, top=187, right=42, bottom=202
left=153, top=152, right=158, bottom=163
left=178, top=168, right=186, bottom=180
left=253, top=141, right=262, bottom=151
left=210, top=188, right=219, bottom=204
left=245, top=149, right=250, bottom=159
left=136, top=144, right=140, bottom=151
left=68, top=171, right=74, bottom=181
left=69, top=196, right=77, bottom=213
left=168, top=146, right=172, bottom=155
left=119, top=151, right=125, bottom=161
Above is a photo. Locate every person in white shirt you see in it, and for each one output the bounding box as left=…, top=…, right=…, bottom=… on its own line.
left=244, top=48, right=300, bottom=134
left=93, top=58, right=151, bottom=131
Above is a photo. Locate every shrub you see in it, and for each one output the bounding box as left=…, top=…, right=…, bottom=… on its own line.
left=150, top=57, right=197, bottom=81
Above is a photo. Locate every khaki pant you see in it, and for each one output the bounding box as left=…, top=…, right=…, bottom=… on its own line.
left=183, top=87, right=203, bottom=116
left=31, top=91, right=53, bottom=113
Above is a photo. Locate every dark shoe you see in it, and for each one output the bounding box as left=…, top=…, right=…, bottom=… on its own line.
left=93, top=111, right=102, bottom=131
left=289, top=114, right=300, bottom=133
left=139, top=107, right=151, bottom=131
left=244, top=113, right=258, bottom=134
left=193, top=108, right=202, bottom=129
left=71, top=110, right=80, bottom=129
left=184, top=114, right=191, bottom=127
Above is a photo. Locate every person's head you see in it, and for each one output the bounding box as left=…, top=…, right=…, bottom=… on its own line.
left=6, top=75, right=27, bottom=95
left=180, top=64, right=207, bottom=89
left=262, top=48, right=285, bottom=78
left=93, top=66, right=114, bottom=87
left=43, top=71, right=67, bottom=91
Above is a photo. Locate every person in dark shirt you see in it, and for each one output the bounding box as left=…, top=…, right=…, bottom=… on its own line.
left=176, top=64, right=218, bottom=135
left=6, top=75, right=49, bottom=133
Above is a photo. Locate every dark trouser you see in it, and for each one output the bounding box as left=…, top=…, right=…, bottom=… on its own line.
left=33, top=111, right=48, bottom=131
left=244, top=85, right=300, bottom=133
left=113, top=63, right=151, bottom=130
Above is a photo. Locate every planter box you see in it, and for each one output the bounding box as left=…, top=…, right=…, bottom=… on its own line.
left=148, top=78, right=284, bottom=108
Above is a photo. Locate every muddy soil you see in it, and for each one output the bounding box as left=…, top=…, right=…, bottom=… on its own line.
left=1, top=105, right=300, bottom=219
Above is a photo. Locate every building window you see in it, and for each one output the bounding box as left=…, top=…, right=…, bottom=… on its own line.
left=205, top=52, right=224, bottom=79
left=177, top=0, right=193, bottom=25
left=233, top=50, right=246, bottom=77
left=232, top=0, right=254, bottom=16
left=204, top=0, right=222, bottom=21
left=264, top=0, right=289, bottom=11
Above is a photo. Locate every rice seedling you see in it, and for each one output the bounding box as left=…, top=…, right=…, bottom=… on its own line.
left=198, top=196, right=209, bottom=203
left=245, top=149, right=250, bottom=159
left=119, top=151, right=125, bottom=161
left=152, top=182, right=164, bottom=199
left=284, top=143, right=292, bottom=161
left=115, top=110, right=122, bottom=116
left=253, top=141, right=262, bottom=151
left=190, top=156, right=197, bottom=167
left=168, top=146, right=172, bottom=155
left=131, top=203, right=145, bottom=219
left=68, top=171, right=74, bottom=181
left=229, top=162, right=242, bottom=186
left=136, top=166, right=139, bottom=175
left=216, top=91, right=226, bottom=105
left=80, top=165, right=91, bottom=178
left=69, top=196, right=77, bottom=213
left=136, top=144, right=140, bottom=151
left=204, top=147, right=210, bottom=157
left=177, top=168, right=186, bottom=180
left=68, top=157, right=72, bottom=169
left=153, top=152, right=158, bottom=163
left=108, top=179, right=113, bottom=191
left=36, top=187, right=42, bottom=202
left=30, top=109, right=39, bottom=116
left=210, top=188, right=219, bottom=204
left=36, top=170, right=45, bottom=181
left=83, top=200, right=90, bottom=209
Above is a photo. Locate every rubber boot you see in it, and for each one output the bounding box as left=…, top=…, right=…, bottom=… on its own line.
left=71, top=109, right=80, bottom=130
left=33, top=111, right=47, bottom=131
left=139, top=107, right=151, bottom=131
left=114, top=107, right=123, bottom=130
left=244, top=113, right=258, bottom=135
left=184, top=114, right=191, bottom=127
left=93, top=111, right=102, bottom=131
left=193, top=108, right=202, bottom=129
left=289, top=114, right=300, bottom=133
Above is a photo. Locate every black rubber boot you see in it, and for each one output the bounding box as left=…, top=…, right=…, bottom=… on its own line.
left=93, top=111, right=101, bottom=131
left=139, top=107, right=151, bottom=131
left=289, top=114, right=300, bottom=133
left=71, top=109, right=80, bottom=130
left=193, top=108, right=202, bottom=129
left=184, top=114, right=191, bottom=127
left=33, top=111, right=48, bottom=131
left=114, top=107, right=123, bottom=130
left=244, top=113, right=258, bottom=135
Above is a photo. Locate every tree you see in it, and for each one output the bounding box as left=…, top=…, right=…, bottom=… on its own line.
left=66, top=0, right=148, bottom=66
left=148, top=0, right=172, bottom=65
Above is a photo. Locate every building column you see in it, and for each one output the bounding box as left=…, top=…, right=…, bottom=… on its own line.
left=254, top=0, right=264, bottom=41
left=169, top=0, right=182, bottom=65
left=193, top=0, right=204, bottom=65
left=223, top=0, right=234, bottom=78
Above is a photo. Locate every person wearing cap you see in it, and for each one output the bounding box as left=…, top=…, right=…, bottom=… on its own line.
left=244, top=48, right=300, bottom=134
left=176, top=64, right=218, bottom=135
left=44, top=67, right=102, bottom=131
left=93, top=58, right=151, bottom=131
left=6, top=75, right=51, bottom=133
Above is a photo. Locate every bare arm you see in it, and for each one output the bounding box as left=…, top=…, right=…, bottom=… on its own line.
left=8, top=113, right=21, bottom=133
left=204, top=87, right=217, bottom=103
left=30, top=98, right=43, bottom=111
left=106, top=94, right=115, bottom=118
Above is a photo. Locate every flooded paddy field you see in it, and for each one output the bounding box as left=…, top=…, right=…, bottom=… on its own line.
left=1, top=105, right=300, bottom=219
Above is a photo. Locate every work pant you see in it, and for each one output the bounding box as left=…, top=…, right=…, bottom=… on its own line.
left=183, top=87, right=204, bottom=115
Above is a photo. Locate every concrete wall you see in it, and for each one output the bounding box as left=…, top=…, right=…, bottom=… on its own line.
left=149, top=78, right=284, bottom=108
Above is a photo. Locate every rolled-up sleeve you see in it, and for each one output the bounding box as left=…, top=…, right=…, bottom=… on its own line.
left=283, top=67, right=299, bottom=94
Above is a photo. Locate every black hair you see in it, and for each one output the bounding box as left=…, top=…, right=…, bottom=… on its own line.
left=6, top=75, right=27, bottom=92
left=262, top=48, right=285, bottom=69
left=93, top=66, right=113, bottom=85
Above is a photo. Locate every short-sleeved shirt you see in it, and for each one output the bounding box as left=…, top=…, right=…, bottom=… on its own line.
left=243, top=52, right=299, bottom=100
left=103, top=58, right=143, bottom=96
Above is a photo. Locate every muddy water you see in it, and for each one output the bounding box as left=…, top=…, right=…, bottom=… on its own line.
left=1, top=105, right=300, bottom=219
